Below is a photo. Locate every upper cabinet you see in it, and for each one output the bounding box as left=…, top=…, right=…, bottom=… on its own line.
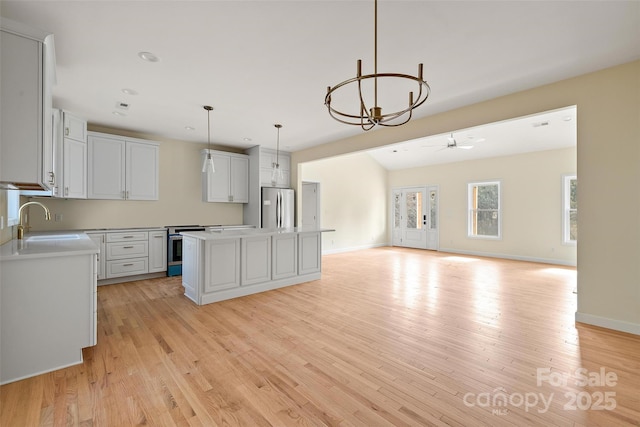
left=0, top=18, right=56, bottom=191
left=53, top=109, right=88, bottom=198
left=201, top=149, right=249, bottom=203
left=88, top=132, right=159, bottom=200
left=260, top=147, right=290, bottom=188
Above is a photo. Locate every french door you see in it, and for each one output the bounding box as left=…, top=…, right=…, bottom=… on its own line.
left=392, top=186, right=439, bottom=250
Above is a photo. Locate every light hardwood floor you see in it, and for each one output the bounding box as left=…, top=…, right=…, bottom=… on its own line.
left=2, top=247, right=639, bottom=426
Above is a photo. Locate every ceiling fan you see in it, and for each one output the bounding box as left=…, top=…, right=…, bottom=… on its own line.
left=423, top=133, right=482, bottom=151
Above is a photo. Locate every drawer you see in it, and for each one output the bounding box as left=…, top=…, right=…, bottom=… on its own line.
left=107, top=231, right=149, bottom=242
left=106, top=241, right=148, bottom=260
left=106, top=258, right=148, bottom=278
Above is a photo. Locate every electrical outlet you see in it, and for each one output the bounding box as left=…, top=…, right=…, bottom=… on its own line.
left=54, top=213, right=63, bottom=222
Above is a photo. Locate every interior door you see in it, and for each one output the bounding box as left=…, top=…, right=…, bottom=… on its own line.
left=302, top=182, right=319, bottom=228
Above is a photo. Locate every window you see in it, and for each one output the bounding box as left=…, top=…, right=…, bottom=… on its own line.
left=563, top=175, right=577, bottom=244
left=468, top=181, right=501, bottom=238
left=405, top=191, right=423, bottom=230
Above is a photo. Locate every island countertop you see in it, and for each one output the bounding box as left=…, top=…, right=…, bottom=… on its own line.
left=180, top=227, right=335, bottom=240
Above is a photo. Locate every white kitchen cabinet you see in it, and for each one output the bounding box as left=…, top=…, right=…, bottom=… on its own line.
left=298, top=231, right=321, bottom=275
left=272, top=233, right=298, bottom=280
left=0, top=237, right=97, bottom=384
left=182, top=235, right=200, bottom=302
left=63, top=111, right=87, bottom=142
left=148, top=230, right=167, bottom=273
left=88, top=132, right=159, bottom=200
left=62, top=138, right=87, bottom=198
left=105, top=231, right=149, bottom=278
left=260, top=147, right=290, bottom=188
left=87, top=232, right=106, bottom=280
left=201, top=149, right=249, bottom=203
left=126, top=141, right=159, bottom=200
left=92, top=228, right=167, bottom=283
left=241, top=235, right=271, bottom=286
left=0, top=18, right=56, bottom=191
left=204, top=238, right=241, bottom=292
left=56, top=110, right=87, bottom=198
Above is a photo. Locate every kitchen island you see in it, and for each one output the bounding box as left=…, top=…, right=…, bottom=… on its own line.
left=180, top=228, right=334, bottom=305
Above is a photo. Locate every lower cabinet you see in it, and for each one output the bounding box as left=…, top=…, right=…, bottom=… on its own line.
left=272, top=233, right=297, bottom=280
left=299, top=232, right=321, bottom=275
left=0, top=251, right=96, bottom=384
left=149, top=230, right=168, bottom=273
left=87, top=228, right=167, bottom=283
left=242, top=235, right=271, bottom=286
left=205, top=238, right=240, bottom=292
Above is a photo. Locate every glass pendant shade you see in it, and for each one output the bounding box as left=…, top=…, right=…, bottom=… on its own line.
left=202, top=105, right=215, bottom=174
left=270, top=164, right=283, bottom=186
left=202, top=151, right=215, bottom=174
left=271, top=124, right=283, bottom=186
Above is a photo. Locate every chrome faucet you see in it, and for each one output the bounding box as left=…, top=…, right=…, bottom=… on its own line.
left=17, top=201, right=51, bottom=239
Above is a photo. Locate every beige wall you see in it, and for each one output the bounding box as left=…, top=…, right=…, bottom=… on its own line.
left=389, top=147, right=576, bottom=265
left=24, top=126, right=245, bottom=231
left=301, top=151, right=388, bottom=252
left=292, top=60, right=640, bottom=335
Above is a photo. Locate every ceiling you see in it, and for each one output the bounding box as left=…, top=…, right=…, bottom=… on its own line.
left=1, top=1, right=638, bottom=164
left=368, top=105, right=577, bottom=170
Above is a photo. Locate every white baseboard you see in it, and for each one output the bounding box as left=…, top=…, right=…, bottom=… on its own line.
left=438, top=247, right=577, bottom=267
left=323, top=242, right=388, bottom=255
left=575, top=312, right=640, bottom=336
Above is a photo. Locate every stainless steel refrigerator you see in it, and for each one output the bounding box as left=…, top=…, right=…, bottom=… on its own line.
left=262, top=187, right=294, bottom=229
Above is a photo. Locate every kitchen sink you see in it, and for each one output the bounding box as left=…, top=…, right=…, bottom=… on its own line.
left=26, top=234, right=81, bottom=241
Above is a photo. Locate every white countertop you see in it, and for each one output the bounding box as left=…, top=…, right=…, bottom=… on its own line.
left=181, top=227, right=335, bottom=240
left=0, top=231, right=99, bottom=261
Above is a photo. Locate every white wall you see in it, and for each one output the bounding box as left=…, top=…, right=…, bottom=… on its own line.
left=389, top=147, right=576, bottom=265
left=301, top=151, right=388, bottom=253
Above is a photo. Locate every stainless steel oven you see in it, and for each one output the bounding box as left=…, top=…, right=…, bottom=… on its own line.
left=167, top=225, right=205, bottom=276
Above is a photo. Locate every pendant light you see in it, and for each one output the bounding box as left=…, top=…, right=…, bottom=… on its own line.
left=271, top=124, right=283, bottom=186
left=201, top=105, right=215, bottom=174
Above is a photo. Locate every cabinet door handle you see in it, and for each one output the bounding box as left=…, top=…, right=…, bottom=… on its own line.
left=123, top=236, right=134, bottom=239
left=65, top=187, right=69, bottom=196
left=123, top=246, right=134, bottom=249
left=123, top=263, right=134, bottom=267
left=154, top=235, right=163, bottom=238
left=65, top=127, right=69, bottom=136
left=48, top=171, right=55, bottom=185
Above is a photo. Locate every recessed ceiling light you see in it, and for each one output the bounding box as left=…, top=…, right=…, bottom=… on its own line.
left=185, top=126, right=195, bottom=131
left=138, top=51, right=159, bottom=62
left=121, top=88, right=138, bottom=96
left=243, top=137, right=252, bottom=142
left=112, top=111, right=126, bottom=117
